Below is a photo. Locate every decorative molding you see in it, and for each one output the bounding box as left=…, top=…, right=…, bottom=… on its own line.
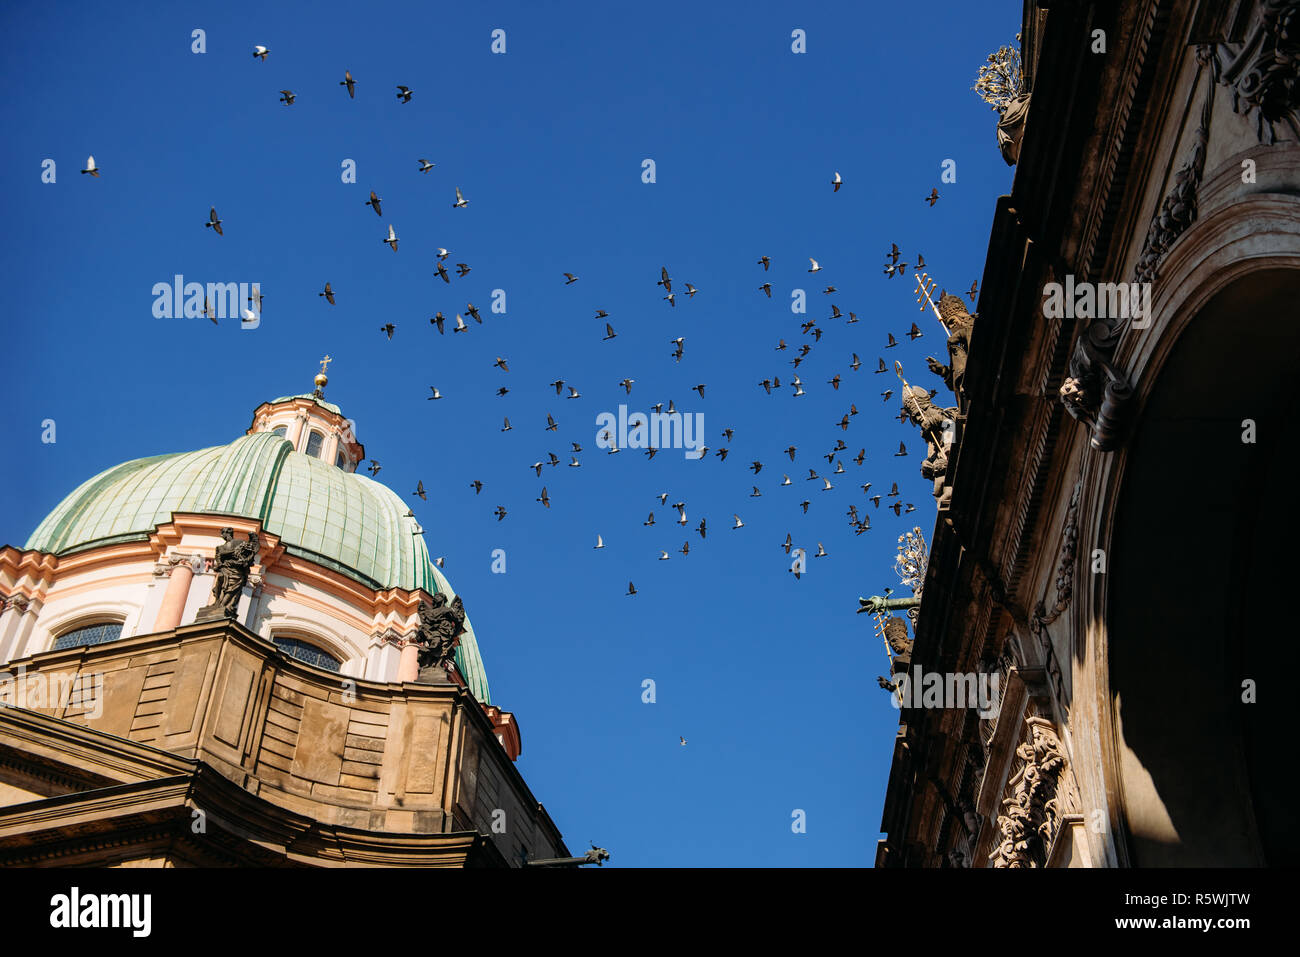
left=1212, top=0, right=1300, bottom=144
left=989, top=715, right=1069, bottom=867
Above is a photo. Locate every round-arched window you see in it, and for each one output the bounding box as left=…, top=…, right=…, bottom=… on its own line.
left=273, top=635, right=342, bottom=673
left=53, top=621, right=124, bottom=651
left=304, top=430, right=324, bottom=458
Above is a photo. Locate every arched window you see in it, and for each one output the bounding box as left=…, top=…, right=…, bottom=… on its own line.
left=305, top=430, right=324, bottom=458
left=272, top=426, right=287, bottom=439
left=53, top=621, right=124, bottom=651
left=335, top=448, right=349, bottom=469
left=273, top=635, right=341, bottom=673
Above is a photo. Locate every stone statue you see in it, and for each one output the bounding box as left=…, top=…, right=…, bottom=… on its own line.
left=926, top=292, right=976, bottom=401
left=899, top=385, right=957, bottom=499
left=883, top=616, right=913, bottom=671
left=413, top=593, right=467, bottom=681
left=204, top=527, right=260, bottom=619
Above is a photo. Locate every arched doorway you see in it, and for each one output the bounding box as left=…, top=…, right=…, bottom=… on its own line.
left=1108, top=267, right=1298, bottom=866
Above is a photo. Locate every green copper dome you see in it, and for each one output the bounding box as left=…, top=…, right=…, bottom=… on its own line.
left=24, top=429, right=490, bottom=703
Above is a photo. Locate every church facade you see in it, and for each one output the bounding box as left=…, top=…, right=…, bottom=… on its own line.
left=875, top=0, right=1297, bottom=866
left=0, top=369, right=568, bottom=866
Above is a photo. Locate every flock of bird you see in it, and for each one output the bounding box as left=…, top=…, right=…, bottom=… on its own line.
left=75, top=45, right=979, bottom=601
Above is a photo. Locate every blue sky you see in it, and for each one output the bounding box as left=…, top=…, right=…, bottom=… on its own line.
left=0, top=1, right=1017, bottom=866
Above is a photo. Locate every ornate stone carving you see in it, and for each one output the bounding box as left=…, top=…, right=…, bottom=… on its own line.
left=198, top=528, right=260, bottom=620
left=1031, top=480, right=1082, bottom=633
left=882, top=617, right=913, bottom=673
left=927, top=292, right=977, bottom=402
left=989, top=716, right=1068, bottom=868
left=1134, top=46, right=1216, bottom=284
left=1, top=594, right=30, bottom=613
left=1062, top=48, right=1222, bottom=449
left=899, top=386, right=958, bottom=500
left=413, top=593, right=467, bottom=681
left=1212, top=1, right=1300, bottom=145
left=997, top=93, right=1031, bottom=165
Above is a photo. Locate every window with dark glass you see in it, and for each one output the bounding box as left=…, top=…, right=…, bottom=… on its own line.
left=53, top=621, right=124, bottom=651
left=305, top=430, right=324, bottom=458
left=273, top=635, right=342, bottom=672
left=335, top=448, right=348, bottom=469
left=272, top=426, right=287, bottom=438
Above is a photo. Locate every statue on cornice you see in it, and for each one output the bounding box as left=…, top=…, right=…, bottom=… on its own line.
left=414, top=593, right=467, bottom=681
left=926, top=292, right=976, bottom=401
left=900, top=385, right=957, bottom=499
left=206, top=528, right=260, bottom=618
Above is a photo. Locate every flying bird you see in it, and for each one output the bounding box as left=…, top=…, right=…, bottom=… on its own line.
left=831, top=171, right=842, bottom=192
left=895, top=442, right=908, bottom=456
left=684, top=283, right=697, bottom=298
left=658, top=267, right=672, bottom=292
left=279, top=90, right=296, bottom=105
left=427, top=386, right=442, bottom=400
left=366, top=191, right=383, bottom=216
left=413, top=481, right=427, bottom=500
left=658, top=550, right=670, bottom=561
left=968, top=280, right=979, bottom=302
left=732, top=515, right=744, bottom=530
left=380, top=323, right=395, bottom=339
left=759, top=283, right=772, bottom=298
left=537, top=487, right=550, bottom=508
left=456, top=263, right=471, bottom=277
left=453, top=187, right=468, bottom=208
left=925, top=188, right=939, bottom=206
left=627, top=582, right=637, bottom=596
left=500, top=417, right=512, bottom=432
left=453, top=314, right=468, bottom=333
left=205, top=207, right=223, bottom=236
left=494, top=356, right=509, bottom=371
left=470, top=480, right=483, bottom=494
left=808, top=258, right=822, bottom=273
left=418, top=158, right=435, bottom=172
left=757, top=256, right=770, bottom=270
left=603, top=323, right=617, bottom=341
left=383, top=224, right=398, bottom=251
left=81, top=155, right=101, bottom=177
left=495, top=506, right=507, bottom=521
left=466, top=303, right=482, bottom=323
left=319, top=283, right=335, bottom=304
left=395, top=85, right=413, bottom=103
left=340, top=71, right=356, bottom=98
left=435, top=262, right=451, bottom=283
left=367, top=460, right=381, bottom=475
left=594, top=535, right=605, bottom=549
left=907, top=322, right=923, bottom=340
left=253, top=45, right=270, bottom=61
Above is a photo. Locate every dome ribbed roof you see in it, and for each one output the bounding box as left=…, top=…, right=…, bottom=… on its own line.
left=24, top=430, right=490, bottom=702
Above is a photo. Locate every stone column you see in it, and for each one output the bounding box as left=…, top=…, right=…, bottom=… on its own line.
left=398, top=639, right=420, bottom=682
left=0, top=596, right=29, bottom=662
left=153, top=555, right=197, bottom=631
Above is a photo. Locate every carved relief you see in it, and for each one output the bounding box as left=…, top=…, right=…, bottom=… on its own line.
left=989, top=716, right=1069, bottom=867
left=1213, top=1, right=1300, bottom=145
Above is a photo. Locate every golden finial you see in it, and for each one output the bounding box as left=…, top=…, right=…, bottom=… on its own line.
left=314, top=355, right=332, bottom=393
